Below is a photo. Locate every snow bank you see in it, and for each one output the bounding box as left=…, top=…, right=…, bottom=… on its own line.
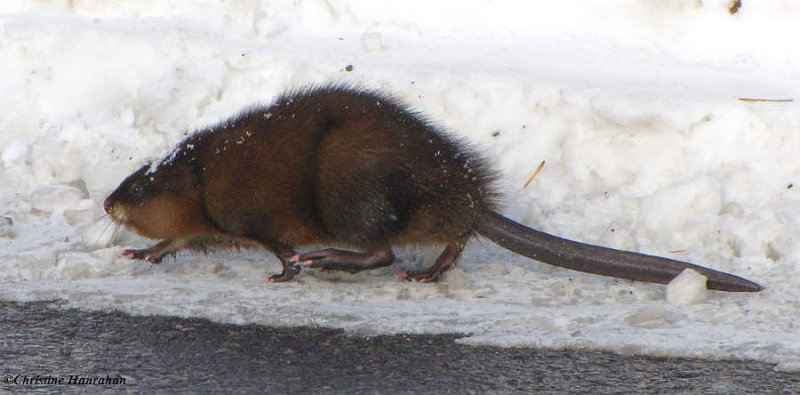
left=2, top=0, right=799, bottom=370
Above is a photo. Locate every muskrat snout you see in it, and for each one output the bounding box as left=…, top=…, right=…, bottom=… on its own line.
left=103, top=197, right=115, bottom=215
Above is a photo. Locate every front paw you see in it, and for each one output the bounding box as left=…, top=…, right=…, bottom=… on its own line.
left=119, top=249, right=164, bottom=264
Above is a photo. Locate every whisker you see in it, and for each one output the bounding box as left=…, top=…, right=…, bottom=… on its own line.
left=99, top=217, right=116, bottom=238
left=110, top=223, right=122, bottom=245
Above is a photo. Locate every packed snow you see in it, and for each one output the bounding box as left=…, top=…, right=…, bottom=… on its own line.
left=2, top=0, right=800, bottom=370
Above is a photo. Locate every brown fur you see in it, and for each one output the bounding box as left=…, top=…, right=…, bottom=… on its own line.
left=105, top=85, right=497, bottom=281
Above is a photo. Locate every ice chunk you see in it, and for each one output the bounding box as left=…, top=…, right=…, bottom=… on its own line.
left=82, top=218, right=116, bottom=250
left=361, top=32, right=384, bottom=52
left=1, top=140, right=28, bottom=168
left=29, top=185, right=85, bottom=214
left=666, top=269, right=708, bottom=306
left=54, top=249, right=118, bottom=280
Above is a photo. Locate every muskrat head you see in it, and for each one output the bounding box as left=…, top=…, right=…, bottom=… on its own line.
left=104, top=161, right=209, bottom=240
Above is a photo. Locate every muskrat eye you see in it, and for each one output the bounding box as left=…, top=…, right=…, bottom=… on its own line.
left=130, top=183, right=143, bottom=196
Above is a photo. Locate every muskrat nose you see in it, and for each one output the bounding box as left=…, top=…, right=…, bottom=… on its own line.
left=103, top=198, right=113, bottom=214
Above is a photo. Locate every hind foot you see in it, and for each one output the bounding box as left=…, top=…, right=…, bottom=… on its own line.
left=397, top=243, right=465, bottom=282
left=264, top=264, right=302, bottom=283
left=293, top=248, right=394, bottom=274
left=264, top=254, right=302, bottom=283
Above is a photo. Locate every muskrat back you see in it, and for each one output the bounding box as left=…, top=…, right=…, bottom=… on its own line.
left=194, top=86, right=498, bottom=249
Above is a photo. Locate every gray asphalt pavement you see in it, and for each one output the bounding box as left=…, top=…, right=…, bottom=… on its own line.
left=1, top=300, right=798, bottom=394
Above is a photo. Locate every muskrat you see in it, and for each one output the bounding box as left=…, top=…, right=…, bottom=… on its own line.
left=104, top=85, right=762, bottom=292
